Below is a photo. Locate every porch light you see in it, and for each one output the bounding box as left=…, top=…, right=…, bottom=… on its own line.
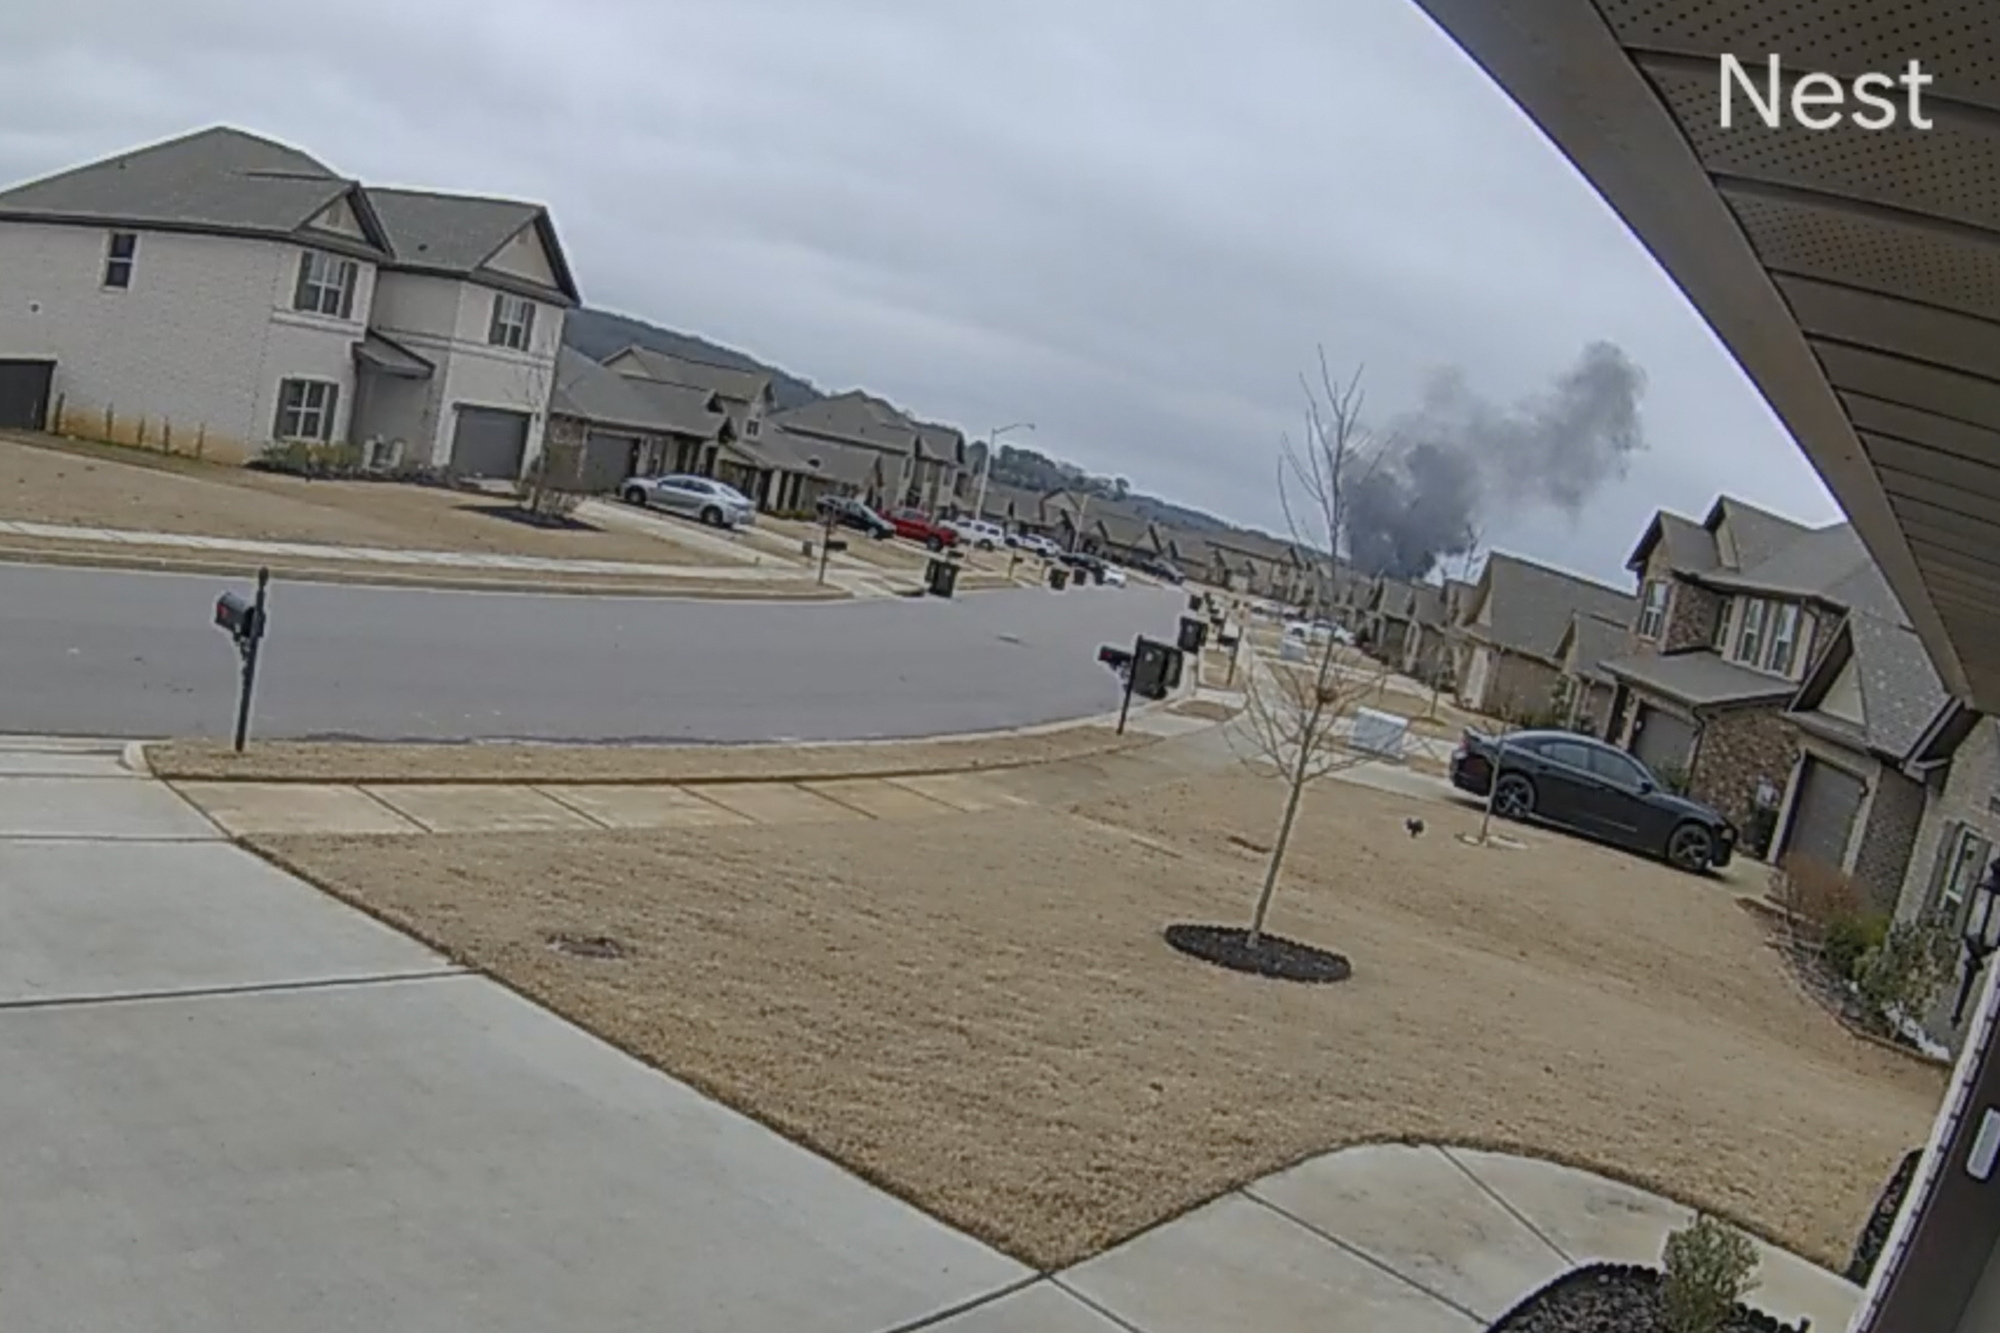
left=1953, top=859, right=2000, bottom=1024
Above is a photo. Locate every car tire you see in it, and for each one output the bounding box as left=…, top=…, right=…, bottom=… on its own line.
left=1666, top=821, right=1716, bottom=874
left=699, top=506, right=723, bottom=527
left=623, top=487, right=647, bottom=506
left=1493, top=773, right=1536, bottom=820
left=926, top=536, right=943, bottom=552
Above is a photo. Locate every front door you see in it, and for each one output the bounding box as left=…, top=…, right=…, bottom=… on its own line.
left=0, top=359, right=55, bottom=431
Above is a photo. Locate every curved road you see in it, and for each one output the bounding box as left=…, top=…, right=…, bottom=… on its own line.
left=0, top=563, right=1190, bottom=743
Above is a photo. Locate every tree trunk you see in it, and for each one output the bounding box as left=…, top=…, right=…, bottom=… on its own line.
left=1249, top=684, right=1327, bottom=947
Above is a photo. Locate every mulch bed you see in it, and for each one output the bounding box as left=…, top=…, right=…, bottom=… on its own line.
left=1761, top=929, right=1940, bottom=1063
left=1486, top=1263, right=1806, bottom=1332
left=1845, top=1148, right=1921, bottom=1284
left=1162, top=922, right=1351, bottom=983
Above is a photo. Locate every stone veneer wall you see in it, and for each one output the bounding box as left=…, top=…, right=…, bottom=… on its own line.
left=1852, top=766, right=1929, bottom=916
left=1689, top=706, right=1800, bottom=832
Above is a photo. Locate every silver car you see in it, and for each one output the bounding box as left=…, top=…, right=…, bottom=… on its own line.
left=619, top=473, right=757, bottom=528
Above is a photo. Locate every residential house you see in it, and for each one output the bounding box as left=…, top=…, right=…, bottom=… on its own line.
left=1397, top=583, right=1452, bottom=683
left=1599, top=497, right=1907, bottom=852
left=546, top=347, right=733, bottom=490
left=766, top=391, right=964, bottom=513
left=1453, top=552, right=1636, bottom=723
left=1205, top=531, right=1312, bottom=603
left=1083, top=511, right=1162, bottom=567
left=0, top=126, right=578, bottom=478
left=1362, top=578, right=1418, bottom=662
left=602, top=345, right=775, bottom=445
left=1770, top=609, right=1952, bottom=914
left=974, top=483, right=1054, bottom=533
left=1553, top=610, right=1636, bottom=737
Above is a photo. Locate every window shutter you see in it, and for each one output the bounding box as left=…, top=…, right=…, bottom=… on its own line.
left=338, top=263, right=356, bottom=320
left=293, top=252, right=315, bottom=309
left=324, top=383, right=341, bottom=442
left=489, top=293, right=507, bottom=344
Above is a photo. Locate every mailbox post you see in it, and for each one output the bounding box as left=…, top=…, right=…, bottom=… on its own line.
left=213, top=567, right=270, bottom=752
left=816, top=513, right=848, bottom=586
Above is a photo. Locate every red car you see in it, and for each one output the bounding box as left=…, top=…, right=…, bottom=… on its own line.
left=886, top=507, right=959, bottom=551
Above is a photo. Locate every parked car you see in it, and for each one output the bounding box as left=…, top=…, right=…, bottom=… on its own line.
left=1134, top=558, right=1184, bottom=584
left=1102, top=564, right=1128, bottom=587
left=944, top=517, right=1006, bottom=550
left=885, top=507, right=959, bottom=551
left=620, top=473, right=757, bottom=528
left=1009, top=532, right=1061, bottom=558
left=816, top=495, right=894, bottom=539
left=1449, top=728, right=1736, bottom=873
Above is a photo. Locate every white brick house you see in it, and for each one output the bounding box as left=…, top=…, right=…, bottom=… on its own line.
left=0, top=126, right=579, bottom=478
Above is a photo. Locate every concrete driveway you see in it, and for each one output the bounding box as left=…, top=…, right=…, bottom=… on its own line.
left=0, top=737, right=1024, bottom=1332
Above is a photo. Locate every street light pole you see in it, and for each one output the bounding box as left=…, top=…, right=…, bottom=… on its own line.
left=975, top=421, right=1034, bottom=521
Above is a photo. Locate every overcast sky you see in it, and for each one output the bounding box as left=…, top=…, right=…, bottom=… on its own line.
left=0, top=0, right=1843, bottom=585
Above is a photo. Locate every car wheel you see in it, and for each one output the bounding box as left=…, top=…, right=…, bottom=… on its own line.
left=1492, top=773, right=1536, bottom=820
left=926, top=536, right=943, bottom=552
left=622, top=486, right=647, bottom=506
left=1666, top=821, right=1716, bottom=873
left=699, top=506, right=723, bottom=526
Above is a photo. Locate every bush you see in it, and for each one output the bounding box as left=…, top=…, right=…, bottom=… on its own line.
left=1651, top=760, right=1692, bottom=796
left=1769, top=855, right=1861, bottom=944
left=1856, top=916, right=1956, bottom=1030
left=251, top=439, right=366, bottom=478
left=1823, top=912, right=1890, bottom=981
left=518, top=442, right=589, bottom=521
left=1660, top=1213, right=1759, bottom=1333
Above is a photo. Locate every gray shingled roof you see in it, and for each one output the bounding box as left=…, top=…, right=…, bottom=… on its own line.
left=765, top=432, right=883, bottom=486
left=1795, top=611, right=1949, bottom=759
left=769, top=392, right=919, bottom=455
left=0, top=126, right=388, bottom=256
left=1375, top=579, right=1417, bottom=619
left=1655, top=510, right=1720, bottom=574
left=1702, top=523, right=1907, bottom=620
left=1472, top=552, right=1636, bottom=662
left=610, top=346, right=770, bottom=405
left=1711, top=495, right=1815, bottom=570
left=1563, top=612, right=1633, bottom=683
left=1409, top=583, right=1446, bottom=627
left=364, top=187, right=576, bottom=303
left=550, top=347, right=727, bottom=439
left=913, top=422, right=965, bottom=465
left=1600, top=650, right=1796, bottom=708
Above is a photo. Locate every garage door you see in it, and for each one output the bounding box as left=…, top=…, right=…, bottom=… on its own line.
left=580, top=430, right=642, bottom=492
left=1631, top=703, right=1695, bottom=775
left=0, top=359, right=54, bottom=431
left=1781, top=757, right=1867, bottom=872
left=449, top=406, right=530, bottom=479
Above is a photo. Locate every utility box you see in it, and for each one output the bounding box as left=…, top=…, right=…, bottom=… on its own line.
left=1176, top=615, right=1207, bottom=654
left=925, top=558, right=959, bottom=599
left=1348, top=707, right=1409, bottom=759
left=1131, top=637, right=1182, bottom=701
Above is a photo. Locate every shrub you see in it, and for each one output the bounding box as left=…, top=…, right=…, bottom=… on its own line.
left=1823, top=912, right=1890, bottom=982
left=1661, top=1213, right=1759, bottom=1333
left=1769, top=855, right=1861, bottom=945
left=1651, top=760, right=1692, bottom=796
left=518, top=442, right=589, bottom=521
left=1856, top=915, right=1956, bottom=1030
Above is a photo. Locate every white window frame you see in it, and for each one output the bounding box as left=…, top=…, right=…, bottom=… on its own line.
left=1765, top=601, right=1802, bottom=676
left=274, top=378, right=340, bottom=443
left=1734, top=597, right=1770, bottom=666
left=102, top=231, right=138, bottom=289
left=294, top=250, right=357, bottom=319
left=1636, top=579, right=1669, bottom=639
left=489, top=293, right=536, bottom=351
left=1937, top=823, right=1993, bottom=923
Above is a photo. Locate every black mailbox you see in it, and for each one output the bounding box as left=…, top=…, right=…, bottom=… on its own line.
left=1176, top=615, right=1207, bottom=654
left=214, top=591, right=261, bottom=643
left=825, top=538, right=848, bottom=553
left=1130, top=637, right=1182, bottom=701
left=1187, top=593, right=1203, bottom=613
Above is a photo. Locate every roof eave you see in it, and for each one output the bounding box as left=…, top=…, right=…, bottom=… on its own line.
left=0, top=209, right=391, bottom=262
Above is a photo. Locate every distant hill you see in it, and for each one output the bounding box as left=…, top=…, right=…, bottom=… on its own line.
left=562, top=305, right=1264, bottom=542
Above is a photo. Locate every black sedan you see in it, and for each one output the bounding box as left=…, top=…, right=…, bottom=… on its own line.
left=815, top=495, right=895, bottom=539
left=1449, top=728, right=1736, bottom=872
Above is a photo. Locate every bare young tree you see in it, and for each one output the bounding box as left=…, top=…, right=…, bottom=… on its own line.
left=1235, top=354, right=1398, bottom=947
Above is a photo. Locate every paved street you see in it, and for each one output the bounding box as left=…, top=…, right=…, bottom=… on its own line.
left=0, top=562, right=1185, bottom=742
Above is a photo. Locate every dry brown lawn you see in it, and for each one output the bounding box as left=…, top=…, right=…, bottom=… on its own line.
left=0, top=434, right=712, bottom=565
left=254, top=769, right=1942, bottom=1272
left=148, top=724, right=1142, bottom=784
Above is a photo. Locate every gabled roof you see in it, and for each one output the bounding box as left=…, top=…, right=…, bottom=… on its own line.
left=0, top=126, right=391, bottom=259
left=1704, top=495, right=1815, bottom=572
left=1468, top=551, right=1635, bottom=663
left=549, top=347, right=727, bottom=439
left=1789, top=611, right=1951, bottom=762
left=1558, top=611, right=1633, bottom=685
left=1208, top=530, right=1304, bottom=564
left=365, top=187, right=579, bottom=305
left=769, top=392, right=921, bottom=455
left=733, top=428, right=882, bottom=484
left=608, top=346, right=771, bottom=405
left=1600, top=649, right=1796, bottom=710
left=1626, top=508, right=1720, bottom=576
left=912, top=422, right=965, bottom=466
left=1409, top=583, right=1447, bottom=628
left=1373, top=578, right=1418, bottom=619
left=1700, top=523, right=1907, bottom=621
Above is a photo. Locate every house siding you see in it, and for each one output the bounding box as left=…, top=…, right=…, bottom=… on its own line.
left=1483, top=651, right=1564, bottom=724
left=1690, top=705, right=1800, bottom=836
left=0, top=220, right=372, bottom=460
left=1899, top=719, right=2000, bottom=922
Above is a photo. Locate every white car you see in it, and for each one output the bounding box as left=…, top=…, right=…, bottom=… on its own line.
left=1284, top=619, right=1349, bottom=646
left=620, top=473, right=757, bottom=528
left=1102, top=565, right=1128, bottom=587
left=945, top=517, right=1005, bottom=550
left=1009, top=532, right=1060, bottom=557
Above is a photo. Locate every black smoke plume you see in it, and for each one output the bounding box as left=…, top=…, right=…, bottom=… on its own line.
left=1341, top=341, right=1647, bottom=581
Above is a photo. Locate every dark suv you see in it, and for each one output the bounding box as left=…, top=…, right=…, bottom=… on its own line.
left=815, top=495, right=895, bottom=539
left=1450, top=728, right=1736, bottom=872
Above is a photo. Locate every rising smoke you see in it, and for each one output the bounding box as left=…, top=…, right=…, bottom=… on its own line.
left=1341, top=341, right=1648, bottom=581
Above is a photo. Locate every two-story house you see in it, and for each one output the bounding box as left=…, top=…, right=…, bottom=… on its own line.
left=0, top=126, right=578, bottom=478
left=1452, top=551, right=1636, bottom=722
left=1599, top=497, right=1919, bottom=859
left=765, top=392, right=965, bottom=513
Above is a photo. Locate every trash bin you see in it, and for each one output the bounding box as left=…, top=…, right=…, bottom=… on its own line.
left=1050, top=566, right=1070, bottom=591
left=1089, top=564, right=1106, bottom=586
left=1176, top=615, right=1207, bottom=654
left=1187, top=593, right=1204, bottom=613
left=925, top=558, right=959, bottom=598
left=1130, top=638, right=1183, bottom=701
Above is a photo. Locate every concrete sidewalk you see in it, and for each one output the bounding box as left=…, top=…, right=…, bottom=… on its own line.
left=0, top=736, right=1024, bottom=1332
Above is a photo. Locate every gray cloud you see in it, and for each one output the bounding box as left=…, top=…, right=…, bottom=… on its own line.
left=0, top=0, right=1842, bottom=583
